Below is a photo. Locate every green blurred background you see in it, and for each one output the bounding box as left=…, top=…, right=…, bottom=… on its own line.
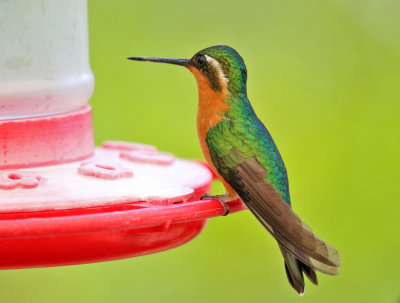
left=1, top=0, right=400, bottom=302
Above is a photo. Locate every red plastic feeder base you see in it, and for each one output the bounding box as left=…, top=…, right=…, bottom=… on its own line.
left=0, top=107, right=245, bottom=269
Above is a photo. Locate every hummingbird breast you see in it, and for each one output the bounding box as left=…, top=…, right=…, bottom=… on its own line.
left=190, top=64, right=230, bottom=142
left=190, top=66, right=237, bottom=196
left=192, top=65, right=228, bottom=162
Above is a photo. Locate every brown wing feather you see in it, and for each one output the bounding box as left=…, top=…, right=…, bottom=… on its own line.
left=222, top=153, right=341, bottom=275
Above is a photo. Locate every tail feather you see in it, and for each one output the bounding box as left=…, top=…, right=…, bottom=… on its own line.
left=280, top=246, right=305, bottom=295
left=300, top=262, right=318, bottom=286
left=280, top=245, right=318, bottom=295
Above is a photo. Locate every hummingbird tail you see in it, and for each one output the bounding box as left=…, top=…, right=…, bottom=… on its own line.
left=217, top=156, right=341, bottom=291
left=206, top=152, right=341, bottom=293
left=280, top=245, right=318, bottom=295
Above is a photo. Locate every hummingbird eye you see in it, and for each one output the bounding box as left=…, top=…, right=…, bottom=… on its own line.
left=195, top=55, right=206, bottom=67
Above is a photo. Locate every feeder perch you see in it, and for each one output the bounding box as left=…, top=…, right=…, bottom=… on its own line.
left=0, top=1, right=244, bottom=269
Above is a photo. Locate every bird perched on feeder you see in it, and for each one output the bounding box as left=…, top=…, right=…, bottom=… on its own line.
left=128, top=45, right=341, bottom=295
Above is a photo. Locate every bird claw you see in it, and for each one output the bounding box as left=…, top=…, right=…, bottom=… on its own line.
left=200, top=193, right=230, bottom=216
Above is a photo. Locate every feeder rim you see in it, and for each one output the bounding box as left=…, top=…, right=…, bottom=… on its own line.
left=0, top=198, right=245, bottom=239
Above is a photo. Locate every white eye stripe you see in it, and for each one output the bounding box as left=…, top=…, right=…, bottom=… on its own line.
left=204, top=55, right=229, bottom=85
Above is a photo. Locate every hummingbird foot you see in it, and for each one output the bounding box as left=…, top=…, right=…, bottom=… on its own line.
left=200, top=193, right=230, bottom=216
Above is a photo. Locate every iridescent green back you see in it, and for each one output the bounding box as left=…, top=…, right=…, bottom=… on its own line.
left=201, top=46, right=291, bottom=205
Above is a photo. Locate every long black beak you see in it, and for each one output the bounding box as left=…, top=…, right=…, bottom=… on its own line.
left=127, top=56, right=189, bottom=67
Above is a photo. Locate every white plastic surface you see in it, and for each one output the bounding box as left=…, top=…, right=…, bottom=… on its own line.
left=0, top=148, right=213, bottom=212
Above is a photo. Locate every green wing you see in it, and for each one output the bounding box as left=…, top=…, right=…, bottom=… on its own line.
left=206, top=119, right=341, bottom=276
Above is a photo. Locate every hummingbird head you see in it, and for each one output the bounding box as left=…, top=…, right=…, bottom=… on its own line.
left=188, top=45, right=247, bottom=95
left=128, top=45, right=248, bottom=96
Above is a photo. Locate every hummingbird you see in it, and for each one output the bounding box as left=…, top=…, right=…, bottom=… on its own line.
left=128, top=45, right=341, bottom=295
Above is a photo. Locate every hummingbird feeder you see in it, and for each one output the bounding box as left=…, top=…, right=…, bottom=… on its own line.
left=0, top=0, right=244, bottom=269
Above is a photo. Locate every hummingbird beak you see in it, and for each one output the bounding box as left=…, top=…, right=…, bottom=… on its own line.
left=127, top=56, right=189, bottom=67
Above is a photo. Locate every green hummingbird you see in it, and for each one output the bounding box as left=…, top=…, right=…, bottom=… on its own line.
left=128, top=45, right=341, bottom=295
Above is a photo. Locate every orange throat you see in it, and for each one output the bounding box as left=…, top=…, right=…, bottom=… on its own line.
left=188, top=66, right=237, bottom=197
